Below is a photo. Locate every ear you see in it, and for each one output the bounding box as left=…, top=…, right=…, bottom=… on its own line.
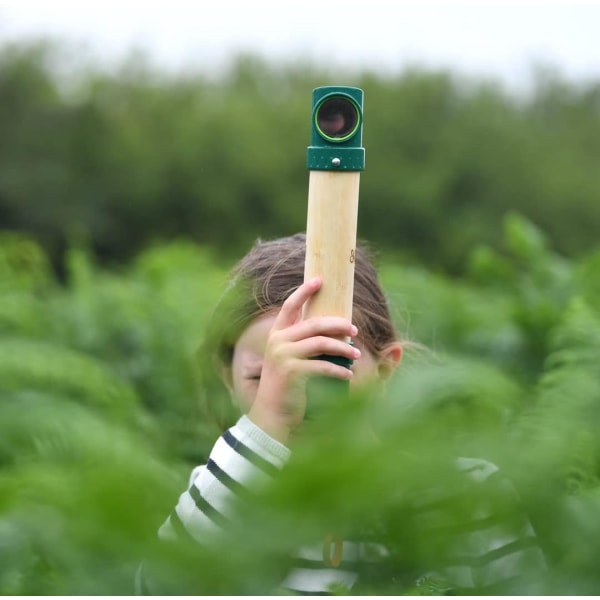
left=377, top=342, right=403, bottom=382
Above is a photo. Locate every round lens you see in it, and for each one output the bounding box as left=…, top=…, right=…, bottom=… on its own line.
left=315, top=96, right=359, bottom=141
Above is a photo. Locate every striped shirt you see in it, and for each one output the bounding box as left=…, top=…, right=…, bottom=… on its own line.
left=144, top=415, right=546, bottom=595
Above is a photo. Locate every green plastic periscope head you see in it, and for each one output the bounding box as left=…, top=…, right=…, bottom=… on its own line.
left=307, top=86, right=365, bottom=171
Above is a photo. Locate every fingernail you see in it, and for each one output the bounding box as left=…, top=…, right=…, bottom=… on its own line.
left=351, top=325, right=358, bottom=336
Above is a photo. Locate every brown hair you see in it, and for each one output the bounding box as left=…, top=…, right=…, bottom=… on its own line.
left=197, top=232, right=400, bottom=429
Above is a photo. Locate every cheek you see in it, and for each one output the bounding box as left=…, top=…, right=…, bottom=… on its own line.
left=350, top=352, right=380, bottom=387
left=231, top=371, right=260, bottom=412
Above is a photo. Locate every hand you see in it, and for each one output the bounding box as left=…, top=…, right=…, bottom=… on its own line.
left=247, top=277, right=361, bottom=444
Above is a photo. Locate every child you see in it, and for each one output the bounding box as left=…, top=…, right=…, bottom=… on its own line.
left=138, top=233, right=546, bottom=595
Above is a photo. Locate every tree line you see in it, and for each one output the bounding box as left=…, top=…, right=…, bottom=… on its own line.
left=1, top=40, right=600, bottom=275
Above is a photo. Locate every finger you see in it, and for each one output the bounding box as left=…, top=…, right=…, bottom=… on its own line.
left=274, top=276, right=322, bottom=329
left=289, top=356, right=355, bottom=381
left=286, top=336, right=362, bottom=362
left=283, top=316, right=358, bottom=343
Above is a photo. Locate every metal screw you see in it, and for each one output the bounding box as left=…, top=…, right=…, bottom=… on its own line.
left=331, top=157, right=341, bottom=167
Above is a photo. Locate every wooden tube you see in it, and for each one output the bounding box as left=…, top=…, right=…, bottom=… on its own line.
left=303, top=169, right=361, bottom=332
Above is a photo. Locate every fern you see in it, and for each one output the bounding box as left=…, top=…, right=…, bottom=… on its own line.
left=2, top=226, right=600, bottom=593
left=0, top=338, right=140, bottom=421
left=0, top=391, right=185, bottom=595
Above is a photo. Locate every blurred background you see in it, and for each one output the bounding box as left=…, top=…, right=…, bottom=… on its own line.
left=1, top=0, right=599, bottom=273
left=2, top=1, right=600, bottom=595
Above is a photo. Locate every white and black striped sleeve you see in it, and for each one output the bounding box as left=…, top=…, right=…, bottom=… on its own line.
left=440, top=458, right=547, bottom=592
left=158, top=415, right=291, bottom=544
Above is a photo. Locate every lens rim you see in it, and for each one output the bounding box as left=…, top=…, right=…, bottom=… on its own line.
left=314, top=94, right=361, bottom=143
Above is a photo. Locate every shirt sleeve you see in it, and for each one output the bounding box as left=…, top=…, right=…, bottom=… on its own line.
left=157, top=415, right=291, bottom=544
left=436, top=457, right=547, bottom=594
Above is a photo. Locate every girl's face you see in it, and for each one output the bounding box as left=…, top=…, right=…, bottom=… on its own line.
left=227, top=312, right=400, bottom=413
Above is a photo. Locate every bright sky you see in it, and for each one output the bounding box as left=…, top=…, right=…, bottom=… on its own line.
left=0, top=1, right=598, bottom=90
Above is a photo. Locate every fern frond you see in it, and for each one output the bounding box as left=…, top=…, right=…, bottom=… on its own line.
left=0, top=338, right=140, bottom=421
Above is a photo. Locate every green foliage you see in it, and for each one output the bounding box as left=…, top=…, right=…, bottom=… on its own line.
left=0, top=391, right=182, bottom=595
left=0, top=233, right=222, bottom=593
left=1, top=214, right=600, bottom=593
left=1, top=42, right=600, bottom=273
left=1, top=41, right=600, bottom=591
